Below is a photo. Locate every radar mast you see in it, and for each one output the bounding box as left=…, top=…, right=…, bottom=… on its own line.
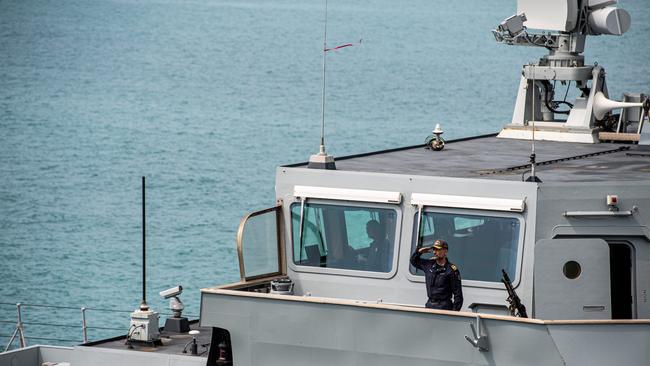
left=494, top=0, right=648, bottom=143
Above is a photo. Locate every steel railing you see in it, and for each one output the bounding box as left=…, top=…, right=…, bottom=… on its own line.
left=0, top=302, right=198, bottom=352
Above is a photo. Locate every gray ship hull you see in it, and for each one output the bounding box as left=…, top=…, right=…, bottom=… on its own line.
left=201, top=288, right=650, bottom=366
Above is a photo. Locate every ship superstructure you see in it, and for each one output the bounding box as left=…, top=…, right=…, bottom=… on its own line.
left=198, top=133, right=650, bottom=366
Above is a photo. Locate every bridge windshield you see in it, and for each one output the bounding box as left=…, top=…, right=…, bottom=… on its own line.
left=291, top=202, right=397, bottom=273
left=411, top=210, right=522, bottom=282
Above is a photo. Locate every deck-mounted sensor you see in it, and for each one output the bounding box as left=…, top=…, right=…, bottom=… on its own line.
left=425, top=124, right=445, bottom=151
left=160, top=286, right=190, bottom=333
left=494, top=0, right=649, bottom=143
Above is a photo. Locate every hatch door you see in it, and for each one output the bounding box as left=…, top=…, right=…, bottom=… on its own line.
left=236, top=205, right=285, bottom=281
left=534, top=238, right=611, bottom=319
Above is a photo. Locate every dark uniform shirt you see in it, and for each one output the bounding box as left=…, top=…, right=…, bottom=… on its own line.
left=410, top=251, right=463, bottom=311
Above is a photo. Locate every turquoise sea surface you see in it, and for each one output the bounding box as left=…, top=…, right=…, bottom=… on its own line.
left=1, top=0, right=649, bottom=346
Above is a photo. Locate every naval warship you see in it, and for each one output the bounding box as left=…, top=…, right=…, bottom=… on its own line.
left=2, top=0, right=650, bottom=365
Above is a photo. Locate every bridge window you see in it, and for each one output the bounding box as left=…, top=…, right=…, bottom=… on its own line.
left=291, top=202, right=397, bottom=273
left=411, top=210, right=522, bottom=282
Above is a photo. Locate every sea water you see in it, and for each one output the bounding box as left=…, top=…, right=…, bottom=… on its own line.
left=1, top=0, right=649, bottom=346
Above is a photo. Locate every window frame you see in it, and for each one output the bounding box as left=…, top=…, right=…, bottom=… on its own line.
left=236, top=205, right=285, bottom=282
left=406, top=207, right=525, bottom=289
left=288, top=199, right=402, bottom=279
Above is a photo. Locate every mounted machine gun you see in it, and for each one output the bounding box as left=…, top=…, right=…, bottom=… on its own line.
left=501, top=269, right=528, bottom=318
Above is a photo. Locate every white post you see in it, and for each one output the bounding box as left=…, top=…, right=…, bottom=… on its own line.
left=16, top=303, right=26, bottom=348
left=4, top=303, right=27, bottom=351
left=81, top=307, right=88, bottom=343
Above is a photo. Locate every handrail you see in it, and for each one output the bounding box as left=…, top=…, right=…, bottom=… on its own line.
left=0, top=303, right=82, bottom=310
left=0, top=302, right=198, bottom=351
left=563, top=209, right=636, bottom=217
left=0, top=302, right=198, bottom=317
left=15, top=321, right=82, bottom=329
left=0, top=335, right=81, bottom=343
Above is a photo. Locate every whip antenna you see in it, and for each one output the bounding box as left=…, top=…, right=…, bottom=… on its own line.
left=126, top=176, right=161, bottom=347
left=140, top=176, right=149, bottom=310
left=526, top=65, right=542, bottom=183
left=308, top=0, right=336, bottom=170
left=320, top=0, right=328, bottom=152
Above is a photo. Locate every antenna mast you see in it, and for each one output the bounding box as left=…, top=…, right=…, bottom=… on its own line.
left=320, top=0, right=328, bottom=153
left=526, top=65, right=542, bottom=182
left=493, top=1, right=638, bottom=144
left=140, top=176, right=149, bottom=310
left=127, top=176, right=160, bottom=347
left=308, top=0, right=336, bottom=170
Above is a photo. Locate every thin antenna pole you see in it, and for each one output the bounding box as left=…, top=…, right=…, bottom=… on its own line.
left=524, top=65, right=541, bottom=182
left=531, top=66, right=536, bottom=179
left=141, top=176, right=148, bottom=309
left=319, top=0, right=329, bottom=154
left=307, top=0, right=336, bottom=169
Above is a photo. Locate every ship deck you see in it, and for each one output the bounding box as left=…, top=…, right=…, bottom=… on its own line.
left=288, top=134, right=650, bottom=182
left=82, top=321, right=211, bottom=358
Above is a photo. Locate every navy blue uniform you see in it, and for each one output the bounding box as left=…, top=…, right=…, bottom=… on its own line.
left=410, top=251, right=463, bottom=311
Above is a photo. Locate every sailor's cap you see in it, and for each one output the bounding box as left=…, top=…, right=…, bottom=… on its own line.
left=432, top=239, right=448, bottom=250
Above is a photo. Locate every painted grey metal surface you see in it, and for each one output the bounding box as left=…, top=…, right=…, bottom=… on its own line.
left=200, top=291, right=650, bottom=366
left=200, top=292, right=565, bottom=366
left=0, top=343, right=205, bottom=366
left=70, top=346, right=206, bottom=366
left=535, top=238, right=611, bottom=319
left=535, top=182, right=650, bottom=319
left=547, top=323, right=650, bottom=365
left=308, top=136, right=650, bottom=182
left=0, top=345, right=72, bottom=366
left=0, top=346, right=39, bottom=366
left=88, top=324, right=212, bottom=356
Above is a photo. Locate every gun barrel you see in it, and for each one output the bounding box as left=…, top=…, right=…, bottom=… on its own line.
left=501, top=269, right=511, bottom=282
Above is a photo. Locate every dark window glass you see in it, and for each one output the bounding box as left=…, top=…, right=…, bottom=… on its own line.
left=411, top=211, right=521, bottom=282
left=291, top=202, right=397, bottom=273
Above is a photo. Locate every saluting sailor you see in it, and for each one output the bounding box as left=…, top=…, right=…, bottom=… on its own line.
left=410, top=239, right=463, bottom=311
